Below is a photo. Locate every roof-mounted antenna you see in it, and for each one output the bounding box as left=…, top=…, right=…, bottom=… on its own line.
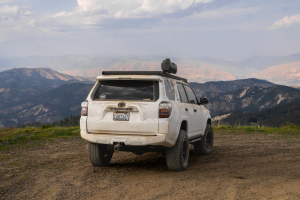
left=161, top=58, right=177, bottom=74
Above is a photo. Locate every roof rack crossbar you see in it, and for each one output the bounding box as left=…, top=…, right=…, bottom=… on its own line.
left=102, top=71, right=187, bottom=83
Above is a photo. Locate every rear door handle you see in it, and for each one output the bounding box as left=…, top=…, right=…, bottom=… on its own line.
left=185, top=108, right=188, bottom=111
left=194, top=109, right=197, bottom=112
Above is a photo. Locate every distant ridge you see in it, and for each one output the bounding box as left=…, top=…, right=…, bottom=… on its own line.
left=1, top=53, right=300, bottom=86
left=0, top=68, right=94, bottom=87
left=189, top=78, right=274, bottom=93
left=0, top=68, right=95, bottom=110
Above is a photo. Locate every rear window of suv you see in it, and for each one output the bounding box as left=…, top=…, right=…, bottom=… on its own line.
left=94, top=80, right=159, bottom=101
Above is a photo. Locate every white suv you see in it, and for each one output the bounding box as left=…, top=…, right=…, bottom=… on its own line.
left=80, top=59, right=213, bottom=171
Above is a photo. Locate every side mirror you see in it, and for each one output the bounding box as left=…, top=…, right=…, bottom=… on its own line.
left=199, top=97, right=209, bottom=105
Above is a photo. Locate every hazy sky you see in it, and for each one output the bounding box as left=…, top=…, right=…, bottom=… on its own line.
left=0, top=0, right=300, bottom=60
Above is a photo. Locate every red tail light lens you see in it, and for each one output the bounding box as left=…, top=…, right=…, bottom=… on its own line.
left=81, top=101, right=88, bottom=116
left=81, top=107, right=87, bottom=116
left=159, top=102, right=172, bottom=118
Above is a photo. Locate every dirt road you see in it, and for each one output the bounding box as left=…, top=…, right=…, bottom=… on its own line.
left=1, top=131, right=300, bottom=200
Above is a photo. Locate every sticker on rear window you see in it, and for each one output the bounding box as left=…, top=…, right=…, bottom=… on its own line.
left=99, top=94, right=106, bottom=99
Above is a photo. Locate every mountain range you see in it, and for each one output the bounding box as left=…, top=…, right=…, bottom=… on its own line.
left=0, top=68, right=94, bottom=110
left=0, top=68, right=96, bottom=127
left=190, top=80, right=300, bottom=117
left=0, top=67, right=94, bottom=87
left=206, top=85, right=300, bottom=117
left=0, top=83, right=94, bottom=127
left=1, top=68, right=300, bottom=128
left=1, top=53, right=300, bottom=86
left=218, top=99, right=300, bottom=127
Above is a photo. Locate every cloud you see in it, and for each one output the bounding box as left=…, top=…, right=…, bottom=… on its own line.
left=0, top=0, right=14, bottom=4
left=28, top=19, right=36, bottom=27
left=42, top=0, right=214, bottom=26
left=0, top=5, right=33, bottom=21
left=184, top=6, right=260, bottom=19
left=270, top=14, right=300, bottom=29
left=24, top=10, right=34, bottom=16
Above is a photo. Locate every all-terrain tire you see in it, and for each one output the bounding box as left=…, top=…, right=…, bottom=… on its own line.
left=194, top=124, right=214, bottom=155
left=88, top=143, right=114, bottom=166
left=166, top=130, right=189, bottom=171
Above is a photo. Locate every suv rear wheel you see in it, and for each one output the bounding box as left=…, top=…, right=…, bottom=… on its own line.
left=88, top=143, right=114, bottom=166
left=194, top=124, right=213, bottom=155
left=166, top=130, right=189, bottom=171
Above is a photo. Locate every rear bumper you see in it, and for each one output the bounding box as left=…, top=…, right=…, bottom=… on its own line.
left=80, top=130, right=174, bottom=148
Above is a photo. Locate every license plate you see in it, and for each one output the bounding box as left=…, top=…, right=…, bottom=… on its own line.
left=113, top=112, right=130, bottom=121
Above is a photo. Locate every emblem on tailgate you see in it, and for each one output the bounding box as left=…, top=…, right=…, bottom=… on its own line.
left=118, top=102, right=126, bottom=108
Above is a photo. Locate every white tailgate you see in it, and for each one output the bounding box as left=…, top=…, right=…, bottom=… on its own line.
left=87, top=101, right=159, bottom=135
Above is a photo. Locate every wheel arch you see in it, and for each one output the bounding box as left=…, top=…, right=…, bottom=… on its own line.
left=207, top=118, right=211, bottom=125
left=180, top=120, right=188, bottom=132
left=170, top=119, right=188, bottom=144
left=203, top=116, right=212, bottom=132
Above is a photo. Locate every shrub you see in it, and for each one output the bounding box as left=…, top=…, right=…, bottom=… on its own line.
left=42, top=124, right=52, bottom=129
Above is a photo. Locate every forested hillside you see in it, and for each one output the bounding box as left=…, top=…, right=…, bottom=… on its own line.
left=0, top=68, right=95, bottom=128
left=218, top=99, right=300, bottom=127
left=0, top=83, right=93, bottom=128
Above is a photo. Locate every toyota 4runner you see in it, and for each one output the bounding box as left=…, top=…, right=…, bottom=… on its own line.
left=80, top=59, right=213, bottom=171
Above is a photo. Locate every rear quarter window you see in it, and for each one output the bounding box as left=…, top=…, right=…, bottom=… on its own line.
left=164, top=79, right=175, bottom=101
left=177, top=83, right=188, bottom=103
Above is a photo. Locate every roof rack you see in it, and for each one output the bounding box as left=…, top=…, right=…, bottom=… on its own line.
left=102, top=71, right=187, bottom=83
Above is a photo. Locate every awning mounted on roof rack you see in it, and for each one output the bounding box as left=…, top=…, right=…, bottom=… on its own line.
left=102, top=71, right=187, bottom=83
left=102, top=58, right=186, bottom=83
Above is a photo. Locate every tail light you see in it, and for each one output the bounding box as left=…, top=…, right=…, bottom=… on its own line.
left=81, top=101, right=88, bottom=116
left=159, top=101, right=172, bottom=118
